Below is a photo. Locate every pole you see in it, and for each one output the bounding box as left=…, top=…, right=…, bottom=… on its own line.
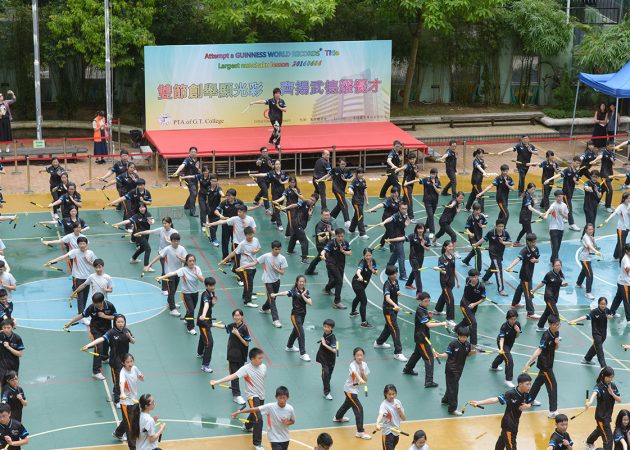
left=212, top=150, right=216, bottom=174
left=11, top=141, right=20, bottom=175
left=24, top=156, right=33, bottom=194
left=104, top=0, right=113, bottom=154
left=462, top=140, right=468, bottom=175
left=566, top=0, right=570, bottom=23
left=32, top=0, right=42, bottom=140
left=569, top=80, right=580, bottom=140
left=614, top=97, right=619, bottom=144
left=153, top=151, right=161, bottom=188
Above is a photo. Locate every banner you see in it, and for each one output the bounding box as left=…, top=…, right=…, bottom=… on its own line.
left=144, top=40, right=391, bottom=131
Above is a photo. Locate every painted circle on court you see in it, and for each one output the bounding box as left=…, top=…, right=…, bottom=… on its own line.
left=12, top=277, right=165, bottom=331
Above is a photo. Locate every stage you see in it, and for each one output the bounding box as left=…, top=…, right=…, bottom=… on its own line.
left=145, top=121, right=427, bottom=158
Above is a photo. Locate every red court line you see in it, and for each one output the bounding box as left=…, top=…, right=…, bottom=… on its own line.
left=189, top=236, right=273, bottom=367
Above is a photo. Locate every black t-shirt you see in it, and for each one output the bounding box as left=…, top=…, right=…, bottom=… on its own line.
left=381, top=196, right=400, bottom=220
left=561, top=167, right=579, bottom=195
left=195, top=175, right=213, bottom=197
left=471, top=158, right=486, bottom=184
left=324, top=239, right=350, bottom=268
left=313, top=158, right=331, bottom=179
left=0, top=418, right=28, bottom=450
left=256, top=155, right=273, bottom=174
left=518, top=245, right=540, bottom=281
left=413, top=306, right=431, bottom=343
left=83, top=301, right=117, bottom=333
left=382, top=279, right=399, bottom=310
left=389, top=212, right=408, bottom=238
left=584, top=180, right=603, bottom=210
left=548, top=430, right=573, bottom=449
left=46, top=165, right=64, bottom=187
left=316, top=331, right=337, bottom=367
left=465, top=214, right=487, bottom=240
left=594, top=381, right=619, bottom=420
left=439, top=200, right=460, bottom=225
left=519, top=192, right=536, bottom=223
left=265, top=170, right=289, bottom=198
left=536, top=328, right=558, bottom=370
left=540, top=160, right=559, bottom=182
left=541, top=270, right=564, bottom=303
left=216, top=199, right=244, bottom=218
left=485, top=229, right=511, bottom=259
left=386, top=149, right=401, bottom=174
left=226, top=322, right=251, bottom=363
left=445, top=339, right=471, bottom=373
left=265, top=98, right=286, bottom=123
left=586, top=307, right=611, bottom=338
left=198, top=290, right=216, bottom=325
left=600, top=148, right=616, bottom=177
left=283, top=187, right=301, bottom=206
left=418, top=176, right=440, bottom=204
left=438, top=254, right=456, bottom=288
left=314, top=220, right=334, bottom=249
left=103, top=327, right=132, bottom=362
left=116, top=173, right=137, bottom=195
left=1, top=385, right=25, bottom=416
left=206, top=185, right=223, bottom=209
left=461, top=278, right=486, bottom=307
left=513, top=143, right=537, bottom=165
left=492, top=175, right=514, bottom=202
left=288, top=287, right=310, bottom=316
left=403, top=162, right=416, bottom=184
left=350, top=178, right=367, bottom=205
left=292, top=200, right=312, bottom=229
left=0, top=332, right=23, bottom=373
left=61, top=217, right=86, bottom=235
left=112, top=160, right=129, bottom=177
left=497, top=320, right=521, bottom=348
left=60, top=193, right=81, bottom=217
left=129, top=212, right=152, bottom=233
left=331, top=167, right=352, bottom=194
left=407, top=233, right=429, bottom=261
left=580, top=149, right=597, bottom=170
left=352, top=258, right=377, bottom=285
left=124, top=188, right=152, bottom=214
left=498, top=388, right=532, bottom=432
left=182, top=157, right=200, bottom=176
left=445, top=148, right=457, bottom=173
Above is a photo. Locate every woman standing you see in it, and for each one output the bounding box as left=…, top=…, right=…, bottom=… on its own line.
left=465, top=149, right=494, bottom=212
left=576, top=223, right=600, bottom=300
left=585, top=366, right=622, bottom=450
left=514, top=183, right=544, bottom=246
left=593, top=103, right=609, bottom=149
left=112, top=203, right=155, bottom=267
left=128, top=394, right=166, bottom=450
left=93, top=111, right=108, bottom=164
left=350, top=248, right=378, bottom=328
left=0, top=90, right=16, bottom=153
left=433, top=240, right=459, bottom=327
left=272, top=274, right=313, bottom=362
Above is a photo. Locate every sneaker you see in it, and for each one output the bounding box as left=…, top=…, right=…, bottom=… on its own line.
left=498, top=290, right=509, bottom=297
left=527, top=314, right=541, bottom=320
left=244, top=302, right=258, bottom=308
left=505, top=380, right=515, bottom=388
left=92, top=372, right=105, bottom=380
left=447, top=320, right=456, bottom=328
left=251, top=294, right=257, bottom=300
left=258, top=307, right=271, bottom=314
left=113, top=432, right=125, bottom=441
left=81, top=317, right=91, bottom=325
left=531, top=400, right=542, bottom=406
left=485, top=279, right=493, bottom=285
left=238, top=281, right=244, bottom=287
left=359, top=234, right=369, bottom=240
left=402, top=369, right=418, bottom=376
left=332, top=302, right=347, bottom=310
left=575, top=284, right=583, bottom=289
left=536, top=327, right=546, bottom=332
left=360, top=322, right=374, bottom=329
left=211, top=240, right=220, bottom=247
left=429, top=233, right=435, bottom=240
left=615, top=313, right=621, bottom=318
left=344, top=221, right=351, bottom=228
left=272, top=320, right=282, bottom=328
left=461, top=260, right=471, bottom=267
left=432, top=310, right=445, bottom=316
left=548, top=411, right=560, bottom=419
left=355, top=432, right=372, bottom=440
left=333, top=416, right=350, bottom=423
left=305, top=271, right=318, bottom=276
left=144, top=267, right=155, bottom=272
left=201, top=365, right=214, bottom=373
left=301, top=258, right=310, bottom=264
left=277, top=226, right=284, bottom=231
left=169, top=309, right=181, bottom=317
left=585, top=293, right=595, bottom=299
left=265, top=209, right=273, bottom=216
left=581, top=359, right=596, bottom=365
left=569, top=224, right=580, bottom=231
left=349, top=311, right=359, bottom=318
left=424, top=382, right=439, bottom=388
left=196, top=354, right=203, bottom=359
left=585, top=443, right=595, bottom=450
left=450, top=410, right=463, bottom=416
left=129, top=258, right=139, bottom=264
left=187, top=329, right=197, bottom=335
left=162, top=290, right=168, bottom=296
left=300, top=354, right=311, bottom=362
left=324, top=393, right=333, bottom=400
left=115, top=402, right=121, bottom=409
left=399, top=275, right=408, bottom=281
left=323, top=289, right=334, bottom=296
left=489, top=366, right=503, bottom=371
left=285, top=346, right=299, bottom=352
left=373, top=341, right=391, bottom=349
left=394, top=353, right=408, bottom=362
left=233, top=396, right=246, bottom=405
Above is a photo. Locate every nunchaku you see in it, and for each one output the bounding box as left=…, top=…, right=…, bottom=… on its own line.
left=570, top=390, right=589, bottom=420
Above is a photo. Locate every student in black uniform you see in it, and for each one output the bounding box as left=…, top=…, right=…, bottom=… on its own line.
left=482, top=220, right=511, bottom=296
left=1, top=372, right=26, bottom=423
left=316, top=319, right=337, bottom=400
left=348, top=168, right=369, bottom=239
left=379, top=141, right=403, bottom=199
left=321, top=229, right=351, bottom=310
left=250, top=87, right=286, bottom=149
left=506, top=232, right=540, bottom=320
left=98, top=150, right=130, bottom=207
left=585, top=366, right=622, bottom=450
left=373, top=265, right=407, bottom=362
left=350, top=247, right=378, bottom=328
left=497, top=135, right=538, bottom=196
left=438, top=326, right=474, bottom=416
left=329, top=158, right=354, bottom=227
left=312, top=150, right=331, bottom=209
left=584, top=170, right=604, bottom=234
left=368, top=187, right=401, bottom=249
left=403, top=291, right=447, bottom=388
left=0, top=291, right=12, bottom=328
left=180, top=166, right=218, bottom=233
left=415, top=168, right=442, bottom=239
left=513, top=183, right=544, bottom=245
left=546, top=414, right=574, bottom=450
left=389, top=223, right=429, bottom=297
left=0, top=321, right=22, bottom=390
left=113, top=203, right=155, bottom=267
left=40, top=157, right=64, bottom=209
left=462, top=203, right=488, bottom=271
left=523, top=315, right=560, bottom=418
left=50, top=172, right=69, bottom=217
left=172, top=146, right=201, bottom=217
left=274, top=176, right=304, bottom=238
left=532, top=259, right=567, bottom=331
left=431, top=192, right=464, bottom=254
left=305, top=208, right=334, bottom=276
left=0, top=402, right=28, bottom=449
left=215, top=189, right=245, bottom=259
left=454, top=269, right=486, bottom=350
left=381, top=202, right=411, bottom=281
left=104, top=163, right=137, bottom=219
left=284, top=196, right=317, bottom=264
left=273, top=275, right=313, bottom=362
left=569, top=296, right=613, bottom=368
left=612, top=409, right=630, bottom=450
left=253, top=146, right=273, bottom=211
left=533, top=151, right=560, bottom=210
left=478, top=164, right=515, bottom=225
left=48, top=182, right=82, bottom=220
left=599, top=145, right=616, bottom=212
left=81, top=314, right=134, bottom=408
left=65, top=293, right=116, bottom=379
left=469, top=372, right=533, bottom=450
left=490, top=309, right=521, bottom=388
left=197, top=277, right=217, bottom=373
left=438, top=140, right=458, bottom=197
left=465, top=148, right=495, bottom=211
left=579, top=140, right=599, bottom=179
left=433, top=240, right=459, bottom=325
left=108, top=178, right=152, bottom=225
left=251, top=159, right=288, bottom=231
left=400, top=152, right=418, bottom=220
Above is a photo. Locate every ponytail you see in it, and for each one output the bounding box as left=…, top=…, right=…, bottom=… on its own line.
left=128, top=393, right=152, bottom=442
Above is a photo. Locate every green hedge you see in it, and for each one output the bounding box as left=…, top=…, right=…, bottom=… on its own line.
left=542, top=108, right=594, bottom=119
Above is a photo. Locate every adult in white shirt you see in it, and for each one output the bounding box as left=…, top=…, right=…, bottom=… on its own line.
left=134, top=216, right=178, bottom=289
left=610, top=243, right=630, bottom=321
left=602, top=191, right=630, bottom=262
left=130, top=394, right=165, bottom=450
left=576, top=223, right=601, bottom=300
left=542, top=190, right=569, bottom=263
left=147, top=233, right=187, bottom=315
left=71, top=258, right=113, bottom=300
left=42, top=222, right=85, bottom=250
left=222, top=227, right=260, bottom=308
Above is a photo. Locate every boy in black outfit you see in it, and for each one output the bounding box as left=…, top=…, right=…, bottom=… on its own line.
left=305, top=209, right=334, bottom=276
left=0, top=321, right=23, bottom=391
left=368, top=187, right=401, bottom=249
left=454, top=269, right=487, bottom=350
left=438, top=326, right=475, bottom=415
left=546, top=414, right=574, bottom=450
left=348, top=169, right=368, bottom=239
left=490, top=309, right=521, bottom=388
left=197, top=277, right=217, bottom=373
left=2, top=371, right=26, bottom=423
left=505, top=232, right=540, bottom=320
left=461, top=203, right=487, bottom=271
left=215, top=189, right=244, bottom=258
left=482, top=220, right=512, bottom=296
left=321, top=228, right=351, bottom=309
left=403, top=291, right=447, bottom=388
left=373, top=265, right=408, bottom=362
left=316, top=319, right=337, bottom=401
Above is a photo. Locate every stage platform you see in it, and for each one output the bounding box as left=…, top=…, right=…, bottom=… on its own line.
left=145, top=121, right=427, bottom=158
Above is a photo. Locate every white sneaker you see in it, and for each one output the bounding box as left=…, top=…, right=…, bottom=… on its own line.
left=92, top=372, right=105, bottom=380
left=244, top=302, right=258, bottom=308
left=489, top=366, right=503, bottom=371
left=359, top=235, right=369, bottom=240
left=615, top=313, right=621, bottom=318
left=251, top=294, right=257, bottom=300
left=272, top=320, right=282, bottom=328
left=585, top=293, right=595, bottom=299
left=504, top=380, right=515, bottom=388
left=450, top=410, right=463, bottom=416
left=258, top=307, right=271, bottom=314
left=344, top=221, right=351, bottom=228
left=201, top=366, right=213, bottom=373
left=531, top=400, right=542, bottom=406
left=162, top=290, right=168, bottom=296
left=300, top=354, right=311, bottom=362
left=581, top=359, right=596, bottom=365
left=606, top=207, right=614, bottom=213
left=429, top=233, right=435, bottom=240
left=373, top=341, right=391, bottom=349
left=355, top=432, right=372, bottom=440
left=447, top=320, right=456, bottom=328
left=332, top=416, right=350, bottom=422
left=129, top=258, right=140, bottom=264
left=187, top=329, right=197, bottom=335
left=569, top=224, right=580, bottom=231
left=324, top=393, right=333, bottom=400
left=432, top=310, right=445, bottom=316
left=285, top=346, right=299, bottom=352
left=394, top=353, right=408, bottom=362
left=169, top=309, right=181, bottom=317
left=238, top=281, right=244, bottom=287
left=277, top=226, right=284, bottom=231
left=233, top=396, right=246, bottom=405
left=536, top=327, right=546, bottom=332
left=585, top=443, right=595, bottom=450
left=254, top=446, right=265, bottom=450
left=548, top=411, right=560, bottom=419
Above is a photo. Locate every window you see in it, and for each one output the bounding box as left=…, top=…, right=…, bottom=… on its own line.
left=511, top=56, right=540, bottom=85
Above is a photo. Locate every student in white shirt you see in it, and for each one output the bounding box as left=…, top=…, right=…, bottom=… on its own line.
left=541, top=190, right=569, bottom=263
left=376, top=384, right=406, bottom=450
left=135, top=216, right=178, bottom=290
left=129, top=394, right=165, bottom=450
left=222, top=226, right=261, bottom=308
left=602, top=192, right=630, bottom=263
left=41, top=222, right=85, bottom=251
left=232, top=385, right=296, bottom=450
left=112, top=353, right=144, bottom=441
left=333, top=347, right=371, bottom=440
left=0, top=262, right=15, bottom=302
left=610, top=243, right=630, bottom=321
left=576, top=223, right=601, bottom=300
left=156, top=254, right=203, bottom=334
left=147, top=233, right=187, bottom=315
left=409, top=429, right=429, bottom=450
left=71, top=258, right=113, bottom=300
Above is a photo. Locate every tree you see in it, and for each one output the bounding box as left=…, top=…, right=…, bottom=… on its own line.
left=380, top=0, right=504, bottom=110
left=202, top=0, right=338, bottom=43
left=575, top=19, right=630, bottom=73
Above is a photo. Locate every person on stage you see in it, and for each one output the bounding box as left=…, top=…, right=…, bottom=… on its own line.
left=250, top=87, right=287, bottom=150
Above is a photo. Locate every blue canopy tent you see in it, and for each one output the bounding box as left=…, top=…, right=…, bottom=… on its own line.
left=570, top=61, right=630, bottom=140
